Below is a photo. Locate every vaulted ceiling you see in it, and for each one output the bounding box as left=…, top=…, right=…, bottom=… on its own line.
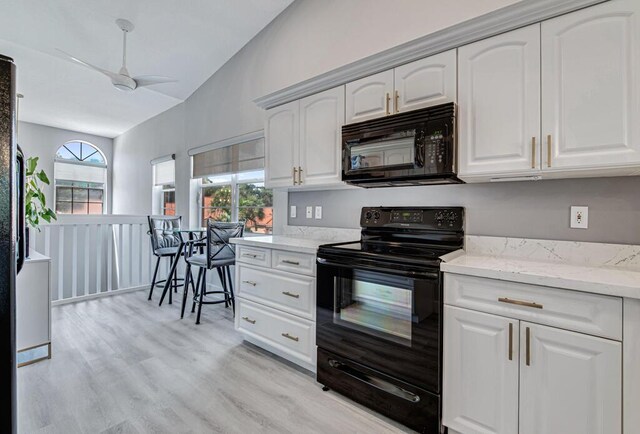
left=0, top=0, right=293, bottom=138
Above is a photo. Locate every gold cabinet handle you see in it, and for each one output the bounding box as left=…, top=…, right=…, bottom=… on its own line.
left=531, top=137, right=536, bottom=169
left=508, top=322, right=513, bottom=361
left=281, top=332, right=299, bottom=342
left=298, top=166, right=303, bottom=185
left=498, top=297, right=543, bottom=309
left=281, top=259, right=300, bottom=266
left=242, top=316, right=256, bottom=324
left=243, top=253, right=258, bottom=258
left=292, top=167, right=298, bottom=185
left=547, top=135, right=552, bottom=167
left=242, top=280, right=257, bottom=286
left=525, top=326, right=531, bottom=366
left=395, top=90, right=400, bottom=113
left=282, top=291, right=300, bottom=299
left=385, top=92, right=390, bottom=115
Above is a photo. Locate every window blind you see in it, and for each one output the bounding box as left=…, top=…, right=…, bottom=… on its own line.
left=192, top=137, right=264, bottom=178
left=154, top=159, right=175, bottom=186
left=54, top=161, right=106, bottom=184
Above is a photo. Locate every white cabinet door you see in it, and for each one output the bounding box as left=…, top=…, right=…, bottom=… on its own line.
left=299, top=86, right=345, bottom=186
left=458, top=24, right=541, bottom=178
left=443, top=306, right=519, bottom=434
left=541, top=0, right=640, bottom=170
left=394, top=49, right=456, bottom=114
left=265, top=100, right=299, bottom=188
left=345, top=70, right=394, bottom=124
left=520, top=322, right=622, bottom=434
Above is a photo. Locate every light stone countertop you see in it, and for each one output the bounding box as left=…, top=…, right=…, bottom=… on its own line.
left=441, top=236, right=640, bottom=299
left=231, top=235, right=349, bottom=255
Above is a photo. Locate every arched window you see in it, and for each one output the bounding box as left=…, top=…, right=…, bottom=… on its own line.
left=54, top=141, right=107, bottom=215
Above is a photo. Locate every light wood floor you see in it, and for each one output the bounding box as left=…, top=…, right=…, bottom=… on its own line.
left=18, top=290, right=413, bottom=433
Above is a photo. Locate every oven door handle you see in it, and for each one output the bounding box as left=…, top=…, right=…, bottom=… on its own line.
left=328, top=359, right=421, bottom=403
left=316, top=257, right=439, bottom=279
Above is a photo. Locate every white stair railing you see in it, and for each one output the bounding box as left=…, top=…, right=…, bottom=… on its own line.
left=30, top=215, right=166, bottom=304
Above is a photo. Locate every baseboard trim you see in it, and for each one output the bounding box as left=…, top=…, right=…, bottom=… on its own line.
left=52, top=285, right=148, bottom=306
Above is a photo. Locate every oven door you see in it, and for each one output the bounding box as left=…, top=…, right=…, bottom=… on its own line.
left=316, top=256, right=441, bottom=393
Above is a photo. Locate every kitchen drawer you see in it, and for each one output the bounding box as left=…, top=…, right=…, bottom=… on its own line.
left=236, top=246, right=271, bottom=267
left=444, top=273, right=622, bottom=340
left=272, top=249, right=315, bottom=276
left=237, top=264, right=315, bottom=320
left=236, top=298, right=315, bottom=367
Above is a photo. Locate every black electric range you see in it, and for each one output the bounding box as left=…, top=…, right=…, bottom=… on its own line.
left=316, top=206, right=464, bottom=434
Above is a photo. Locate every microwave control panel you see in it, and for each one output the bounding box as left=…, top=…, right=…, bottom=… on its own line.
left=423, top=121, right=449, bottom=171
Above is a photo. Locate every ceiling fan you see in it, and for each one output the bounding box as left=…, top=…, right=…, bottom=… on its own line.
left=58, top=18, right=177, bottom=92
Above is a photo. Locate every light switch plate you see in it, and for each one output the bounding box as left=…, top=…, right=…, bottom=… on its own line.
left=290, top=205, right=296, bottom=218
left=315, top=206, right=322, bottom=219
left=570, top=206, right=588, bottom=229
left=306, top=206, right=313, bottom=219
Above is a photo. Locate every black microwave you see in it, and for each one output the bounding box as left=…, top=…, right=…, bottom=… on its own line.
left=342, top=102, right=462, bottom=187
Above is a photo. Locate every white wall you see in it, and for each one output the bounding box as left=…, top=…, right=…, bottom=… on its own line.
left=18, top=121, right=114, bottom=213
left=112, top=0, right=519, bottom=222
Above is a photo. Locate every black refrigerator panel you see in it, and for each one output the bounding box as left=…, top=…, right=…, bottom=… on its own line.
left=0, top=53, right=18, bottom=434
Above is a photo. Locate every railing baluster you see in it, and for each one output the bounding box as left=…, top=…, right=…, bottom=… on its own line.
left=44, top=225, right=51, bottom=257
left=84, top=224, right=90, bottom=296
left=96, top=224, right=102, bottom=293
left=138, top=224, right=143, bottom=285
left=72, top=225, right=78, bottom=298
left=118, top=224, right=124, bottom=289
left=107, top=224, right=113, bottom=292
left=57, top=226, right=64, bottom=301
left=128, top=224, right=134, bottom=287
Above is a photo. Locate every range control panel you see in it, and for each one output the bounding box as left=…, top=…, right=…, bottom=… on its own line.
left=361, top=207, right=464, bottom=230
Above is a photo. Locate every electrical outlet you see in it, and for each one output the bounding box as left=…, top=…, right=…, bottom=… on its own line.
left=315, top=206, right=322, bottom=219
left=290, top=205, right=296, bottom=218
left=306, top=206, right=313, bottom=219
left=570, top=206, right=588, bottom=229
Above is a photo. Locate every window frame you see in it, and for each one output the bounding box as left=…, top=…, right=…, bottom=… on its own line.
left=160, top=184, right=176, bottom=216
left=197, top=170, right=272, bottom=234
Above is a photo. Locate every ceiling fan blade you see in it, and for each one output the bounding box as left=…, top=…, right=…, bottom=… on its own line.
left=56, top=49, right=120, bottom=80
left=133, top=75, right=177, bottom=87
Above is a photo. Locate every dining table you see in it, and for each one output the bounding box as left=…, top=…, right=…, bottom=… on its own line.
left=158, top=227, right=206, bottom=306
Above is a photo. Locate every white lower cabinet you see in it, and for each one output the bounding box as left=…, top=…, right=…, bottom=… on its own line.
left=443, top=274, right=622, bottom=434
left=234, top=245, right=317, bottom=372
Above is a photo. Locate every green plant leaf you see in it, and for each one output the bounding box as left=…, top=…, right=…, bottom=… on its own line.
left=26, top=157, right=38, bottom=176
left=36, top=170, right=50, bottom=185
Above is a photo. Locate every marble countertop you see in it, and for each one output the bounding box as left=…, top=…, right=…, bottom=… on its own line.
left=231, top=235, right=346, bottom=254
left=442, top=236, right=640, bottom=299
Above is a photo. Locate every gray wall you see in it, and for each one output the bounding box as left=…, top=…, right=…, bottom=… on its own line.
left=18, top=121, right=114, bottom=213
left=112, top=0, right=518, bottom=223
left=288, top=177, right=640, bottom=245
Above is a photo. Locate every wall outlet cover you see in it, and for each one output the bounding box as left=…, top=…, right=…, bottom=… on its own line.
left=570, top=206, right=588, bottom=229
left=315, top=206, right=322, bottom=219
left=290, top=205, right=296, bottom=218
left=306, top=206, right=313, bottom=219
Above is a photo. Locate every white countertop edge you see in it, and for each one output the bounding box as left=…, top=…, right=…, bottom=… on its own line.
left=441, top=258, right=640, bottom=299
left=231, top=236, right=329, bottom=255
left=440, top=249, right=465, bottom=263
left=24, top=251, right=51, bottom=263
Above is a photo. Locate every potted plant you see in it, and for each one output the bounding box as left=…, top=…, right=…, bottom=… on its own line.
left=25, top=156, right=56, bottom=257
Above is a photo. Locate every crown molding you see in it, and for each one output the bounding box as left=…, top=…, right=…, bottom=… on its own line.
left=254, top=0, right=606, bottom=109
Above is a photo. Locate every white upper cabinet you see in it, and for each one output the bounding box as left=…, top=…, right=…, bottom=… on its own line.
left=458, top=24, right=541, bottom=178
left=265, top=86, right=345, bottom=189
left=298, top=87, right=345, bottom=186
left=443, top=306, right=519, bottom=434
left=519, top=322, right=622, bottom=434
left=541, top=0, right=640, bottom=170
left=265, top=100, right=299, bottom=188
left=345, top=70, right=394, bottom=124
left=346, top=51, right=457, bottom=124
left=394, top=49, right=457, bottom=113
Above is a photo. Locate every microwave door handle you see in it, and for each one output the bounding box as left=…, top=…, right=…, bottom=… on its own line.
left=16, top=149, right=25, bottom=274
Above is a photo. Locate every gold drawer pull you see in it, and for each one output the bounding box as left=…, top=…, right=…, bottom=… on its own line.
left=526, top=326, right=531, bottom=366
left=281, top=259, right=300, bottom=266
left=547, top=135, right=552, bottom=167
left=395, top=90, right=400, bottom=113
left=281, top=332, right=299, bottom=342
left=243, top=253, right=258, bottom=258
left=282, top=291, right=300, bottom=299
left=242, top=280, right=257, bottom=286
left=508, top=322, right=513, bottom=361
left=292, top=167, right=298, bottom=185
left=531, top=137, right=536, bottom=169
left=385, top=92, right=390, bottom=115
left=498, top=297, right=543, bottom=309
left=242, top=316, right=256, bottom=324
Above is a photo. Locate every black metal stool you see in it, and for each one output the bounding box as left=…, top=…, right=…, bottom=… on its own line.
left=181, top=220, right=244, bottom=324
left=147, top=216, right=187, bottom=302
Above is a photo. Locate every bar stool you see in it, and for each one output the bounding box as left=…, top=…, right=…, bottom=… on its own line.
left=147, top=216, right=186, bottom=302
left=181, top=220, right=244, bottom=324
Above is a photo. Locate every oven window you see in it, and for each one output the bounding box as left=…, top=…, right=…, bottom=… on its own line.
left=334, top=270, right=427, bottom=346
left=348, top=130, right=416, bottom=170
